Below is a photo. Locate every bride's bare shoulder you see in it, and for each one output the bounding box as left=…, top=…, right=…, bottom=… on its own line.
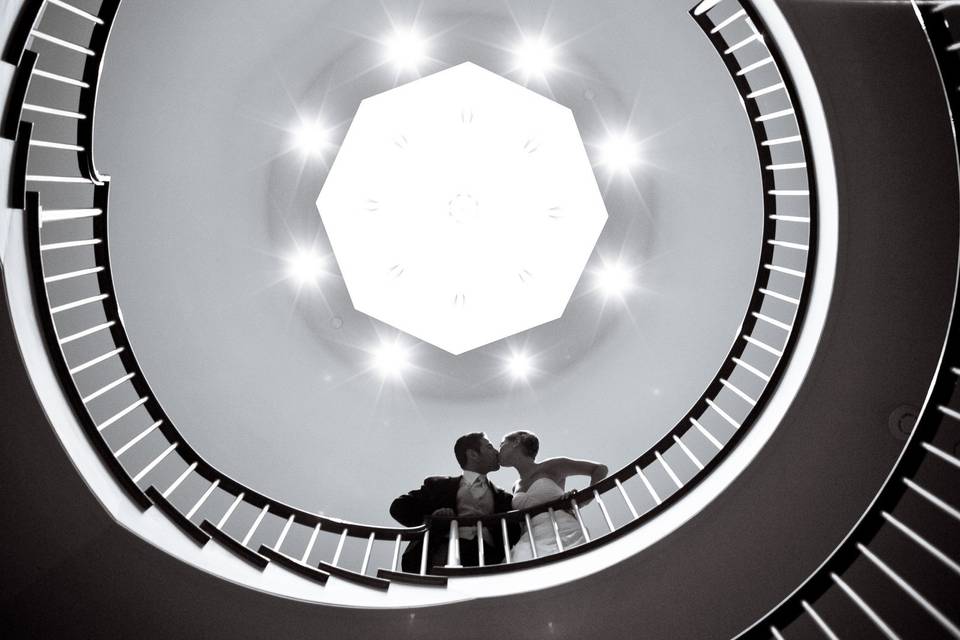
left=538, top=457, right=573, bottom=470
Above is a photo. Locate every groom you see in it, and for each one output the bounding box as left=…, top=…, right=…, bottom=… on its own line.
left=390, top=432, right=521, bottom=573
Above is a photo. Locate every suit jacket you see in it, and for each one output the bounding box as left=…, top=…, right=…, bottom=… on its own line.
left=390, top=475, right=521, bottom=573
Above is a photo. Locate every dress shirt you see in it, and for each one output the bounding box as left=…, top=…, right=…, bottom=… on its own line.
left=456, top=470, right=494, bottom=543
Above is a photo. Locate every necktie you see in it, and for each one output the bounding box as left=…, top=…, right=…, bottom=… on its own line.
left=471, top=476, right=487, bottom=501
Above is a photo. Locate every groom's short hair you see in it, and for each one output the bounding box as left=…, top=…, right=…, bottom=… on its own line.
left=454, top=432, right=486, bottom=468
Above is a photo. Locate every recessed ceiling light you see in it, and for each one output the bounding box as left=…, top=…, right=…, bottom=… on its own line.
left=596, top=262, right=634, bottom=297
left=514, top=37, right=556, bottom=77
left=385, top=30, right=428, bottom=70
left=507, top=352, right=535, bottom=379
left=286, top=249, right=326, bottom=285
left=372, top=340, right=411, bottom=378
left=294, top=120, right=329, bottom=156
left=598, top=134, right=639, bottom=173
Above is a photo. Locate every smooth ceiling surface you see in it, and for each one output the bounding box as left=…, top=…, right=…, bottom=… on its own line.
left=96, top=0, right=761, bottom=523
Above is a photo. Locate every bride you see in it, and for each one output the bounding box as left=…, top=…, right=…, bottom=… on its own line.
left=499, top=430, right=608, bottom=561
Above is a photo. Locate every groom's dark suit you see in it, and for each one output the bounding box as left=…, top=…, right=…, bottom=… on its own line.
left=390, top=475, right=521, bottom=573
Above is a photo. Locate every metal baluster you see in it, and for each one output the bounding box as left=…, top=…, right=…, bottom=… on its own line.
left=594, top=490, right=615, bottom=533
left=31, top=68, right=90, bottom=89
left=882, top=511, right=960, bottom=576
left=216, top=492, right=245, bottom=529
left=48, top=0, right=105, bottom=24
left=302, top=523, right=321, bottom=563
left=186, top=479, right=219, bottom=519
left=419, top=529, right=430, bottom=575
left=656, top=452, right=684, bottom=489
left=830, top=573, right=899, bottom=640
left=52, top=293, right=109, bottom=316
left=360, top=533, right=375, bottom=575
left=133, top=443, right=176, bottom=483
left=81, top=372, right=134, bottom=403
left=500, top=518, right=511, bottom=563
left=58, top=320, right=113, bottom=344
left=114, top=420, right=161, bottom=456
left=476, top=522, right=485, bottom=567
left=391, top=534, right=402, bottom=572
left=42, top=208, right=102, bottom=224
left=331, top=529, right=348, bottom=566
left=274, top=515, right=295, bottom=553
left=673, top=435, right=704, bottom=471
left=572, top=500, right=591, bottom=543
left=636, top=465, right=662, bottom=505
left=524, top=513, right=538, bottom=559
left=97, top=396, right=146, bottom=431
left=548, top=508, right=564, bottom=553
left=162, top=462, right=197, bottom=498
left=241, top=505, right=269, bottom=546
left=802, top=600, right=839, bottom=640
left=615, top=478, right=639, bottom=519
left=446, top=520, right=461, bottom=567
left=691, top=417, right=723, bottom=450
left=858, top=543, right=960, bottom=637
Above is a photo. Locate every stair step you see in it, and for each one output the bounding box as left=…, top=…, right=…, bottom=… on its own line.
left=377, top=569, right=448, bottom=587
left=316, top=561, right=390, bottom=591
left=258, top=546, right=329, bottom=585
left=146, top=487, right=209, bottom=547
left=200, top=520, right=269, bottom=569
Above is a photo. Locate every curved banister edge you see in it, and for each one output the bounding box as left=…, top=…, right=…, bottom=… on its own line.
left=76, top=0, right=120, bottom=184
left=9, top=120, right=31, bottom=209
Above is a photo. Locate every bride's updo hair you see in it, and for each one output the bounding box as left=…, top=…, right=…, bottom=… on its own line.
left=505, top=430, right=539, bottom=459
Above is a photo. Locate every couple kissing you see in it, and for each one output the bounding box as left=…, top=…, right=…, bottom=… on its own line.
left=390, top=431, right=608, bottom=574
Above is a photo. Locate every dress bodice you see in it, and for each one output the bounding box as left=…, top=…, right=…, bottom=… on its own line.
left=512, top=476, right=564, bottom=511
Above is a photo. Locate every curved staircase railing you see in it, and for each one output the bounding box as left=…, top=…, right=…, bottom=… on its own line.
left=738, top=2, right=960, bottom=637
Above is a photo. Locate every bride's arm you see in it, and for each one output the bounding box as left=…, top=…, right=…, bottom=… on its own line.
left=544, top=457, right=608, bottom=485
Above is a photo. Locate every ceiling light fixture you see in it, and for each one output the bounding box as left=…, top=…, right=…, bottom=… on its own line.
left=385, top=30, right=428, bottom=70
left=507, top=352, right=535, bottom=380
left=514, top=37, right=556, bottom=77
left=598, top=134, right=639, bottom=173
left=371, top=340, right=412, bottom=378
left=596, top=262, right=634, bottom=297
left=286, top=249, right=326, bottom=285
left=294, top=120, right=329, bottom=157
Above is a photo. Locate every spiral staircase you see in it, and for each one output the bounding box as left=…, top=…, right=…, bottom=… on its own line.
left=1, top=0, right=959, bottom=638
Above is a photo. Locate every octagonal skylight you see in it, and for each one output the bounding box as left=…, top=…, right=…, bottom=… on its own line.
left=317, top=62, right=608, bottom=355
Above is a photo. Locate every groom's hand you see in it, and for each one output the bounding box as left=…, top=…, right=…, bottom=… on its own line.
left=431, top=508, right=456, bottom=518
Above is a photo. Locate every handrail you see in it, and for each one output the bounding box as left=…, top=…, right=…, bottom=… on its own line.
left=76, top=0, right=121, bottom=183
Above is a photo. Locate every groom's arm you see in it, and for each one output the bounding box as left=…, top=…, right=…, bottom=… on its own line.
left=390, top=477, right=443, bottom=527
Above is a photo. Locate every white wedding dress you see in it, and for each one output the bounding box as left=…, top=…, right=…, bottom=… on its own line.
left=510, top=477, right=587, bottom=561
